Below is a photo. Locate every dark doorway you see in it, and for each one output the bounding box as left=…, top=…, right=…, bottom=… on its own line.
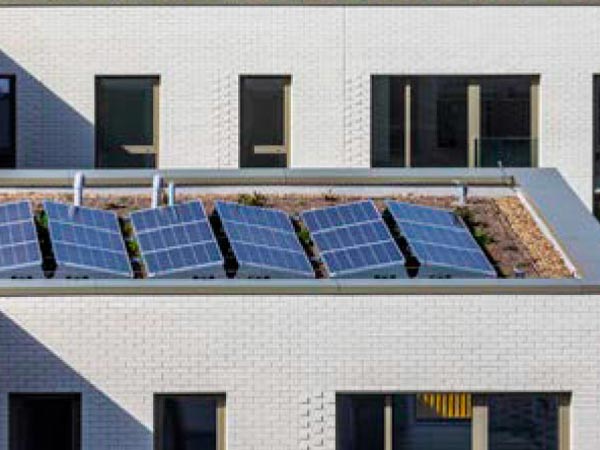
left=96, top=76, right=159, bottom=168
left=0, top=75, right=16, bottom=168
left=10, top=393, right=81, bottom=450
left=240, top=76, right=291, bottom=168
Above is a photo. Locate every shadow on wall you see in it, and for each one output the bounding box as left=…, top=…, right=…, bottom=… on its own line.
left=0, top=51, right=94, bottom=168
left=0, top=312, right=151, bottom=448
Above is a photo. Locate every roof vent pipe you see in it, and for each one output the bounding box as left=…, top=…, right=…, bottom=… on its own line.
left=151, top=174, right=163, bottom=209
left=73, top=172, right=85, bottom=207
left=455, top=181, right=468, bottom=206
left=167, top=182, right=176, bottom=207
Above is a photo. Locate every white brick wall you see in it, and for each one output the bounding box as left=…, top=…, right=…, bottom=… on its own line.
left=1, top=295, right=599, bottom=450
left=0, top=7, right=599, bottom=205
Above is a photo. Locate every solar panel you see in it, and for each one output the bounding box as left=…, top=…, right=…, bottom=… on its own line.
left=214, top=201, right=314, bottom=279
left=385, top=201, right=497, bottom=278
left=44, top=201, right=132, bottom=278
left=301, top=200, right=406, bottom=279
left=0, top=201, right=43, bottom=278
left=130, top=201, right=225, bottom=279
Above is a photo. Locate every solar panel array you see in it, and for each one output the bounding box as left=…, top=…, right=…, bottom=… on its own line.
left=44, top=201, right=132, bottom=278
left=385, top=201, right=497, bottom=279
left=301, top=200, right=406, bottom=278
left=130, top=201, right=225, bottom=278
left=215, top=201, right=314, bottom=278
left=0, top=201, right=43, bottom=278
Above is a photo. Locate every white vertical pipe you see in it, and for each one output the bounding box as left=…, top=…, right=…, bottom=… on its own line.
left=73, top=172, right=85, bottom=207
left=151, top=174, right=163, bottom=209
left=168, top=182, right=176, bottom=206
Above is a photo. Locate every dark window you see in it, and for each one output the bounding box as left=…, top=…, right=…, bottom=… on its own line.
left=489, top=395, right=559, bottom=450
left=337, top=395, right=385, bottom=450
left=0, top=76, right=16, bottom=168
left=371, top=75, right=537, bottom=169
left=480, top=77, right=533, bottom=167
left=594, top=76, right=600, bottom=218
left=96, top=76, right=159, bottom=168
left=240, top=76, right=290, bottom=168
left=393, top=394, right=472, bottom=450
left=155, top=394, right=224, bottom=450
left=372, top=76, right=405, bottom=167
left=9, top=393, right=81, bottom=450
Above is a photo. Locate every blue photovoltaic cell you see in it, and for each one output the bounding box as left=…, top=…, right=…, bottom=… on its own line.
left=301, top=200, right=405, bottom=278
left=130, top=201, right=224, bottom=278
left=0, top=201, right=43, bottom=276
left=214, top=201, right=314, bottom=278
left=385, top=200, right=496, bottom=277
left=44, top=201, right=132, bottom=278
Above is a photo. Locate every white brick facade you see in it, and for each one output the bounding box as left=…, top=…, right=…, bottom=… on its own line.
left=0, top=295, right=598, bottom=450
left=0, top=7, right=599, bottom=206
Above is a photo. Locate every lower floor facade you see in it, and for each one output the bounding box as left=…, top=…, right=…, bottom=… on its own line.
left=0, top=294, right=597, bottom=449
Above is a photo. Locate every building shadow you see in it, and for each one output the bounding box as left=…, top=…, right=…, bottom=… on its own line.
left=0, top=311, right=151, bottom=448
left=0, top=51, right=94, bottom=168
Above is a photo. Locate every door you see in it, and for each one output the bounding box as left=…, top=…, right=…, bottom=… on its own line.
left=240, top=76, right=291, bottom=168
left=96, top=76, right=159, bottom=168
left=0, top=76, right=16, bottom=168
left=10, top=393, right=81, bottom=450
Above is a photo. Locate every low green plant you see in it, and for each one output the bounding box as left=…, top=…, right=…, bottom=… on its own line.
left=36, top=211, right=48, bottom=228
left=238, top=191, right=268, bottom=207
left=297, top=228, right=311, bottom=247
left=126, top=239, right=140, bottom=257
left=473, top=227, right=494, bottom=246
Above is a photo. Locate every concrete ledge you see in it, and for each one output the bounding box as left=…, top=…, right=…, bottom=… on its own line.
left=0, top=0, right=599, bottom=6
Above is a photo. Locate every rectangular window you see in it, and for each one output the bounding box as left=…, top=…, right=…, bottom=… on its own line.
left=240, top=75, right=291, bottom=168
left=371, top=76, right=539, bottom=169
left=154, top=394, right=225, bottom=450
left=594, top=76, right=600, bottom=218
left=9, top=393, right=81, bottom=450
left=337, top=393, right=567, bottom=450
left=96, top=76, right=159, bottom=168
left=0, top=75, right=16, bottom=168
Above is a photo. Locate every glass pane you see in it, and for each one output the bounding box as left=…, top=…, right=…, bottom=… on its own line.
left=480, top=77, right=533, bottom=167
left=489, top=395, right=558, bottom=450
left=372, top=76, right=405, bottom=167
left=158, top=396, right=217, bottom=450
left=0, top=77, right=15, bottom=167
left=10, top=395, right=80, bottom=450
left=96, top=77, right=157, bottom=168
left=240, top=76, right=288, bottom=168
left=411, top=77, right=469, bottom=167
left=337, top=395, right=384, bottom=450
left=393, top=394, right=472, bottom=450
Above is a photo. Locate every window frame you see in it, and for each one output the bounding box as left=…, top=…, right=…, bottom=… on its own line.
left=94, top=75, right=160, bottom=169
left=9, top=392, right=82, bottom=450
left=0, top=74, right=17, bottom=168
left=336, top=392, right=569, bottom=450
left=154, top=393, right=226, bottom=450
left=239, top=74, right=292, bottom=168
left=370, top=75, right=540, bottom=170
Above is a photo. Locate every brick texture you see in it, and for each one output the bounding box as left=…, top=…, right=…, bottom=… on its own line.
left=0, top=7, right=599, bottom=205
left=0, top=295, right=599, bottom=450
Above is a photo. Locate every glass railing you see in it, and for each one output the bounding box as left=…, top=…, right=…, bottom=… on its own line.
left=476, top=137, right=537, bottom=168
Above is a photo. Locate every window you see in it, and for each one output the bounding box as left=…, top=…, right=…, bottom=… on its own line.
left=337, top=393, right=568, bottom=450
left=0, top=75, right=16, bottom=168
left=240, top=76, right=291, bottom=168
left=154, top=394, right=225, bottom=450
left=96, top=76, right=159, bottom=168
left=371, top=76, right=539, bottom=169
left=594, top=76, right=600, bottom=218
left=9, top=393, right=81, bottom=450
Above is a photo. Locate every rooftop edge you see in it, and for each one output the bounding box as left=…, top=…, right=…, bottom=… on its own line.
left=0, top=167, right=596, bottom=295
left=0, top=1, right=598, bottom=6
